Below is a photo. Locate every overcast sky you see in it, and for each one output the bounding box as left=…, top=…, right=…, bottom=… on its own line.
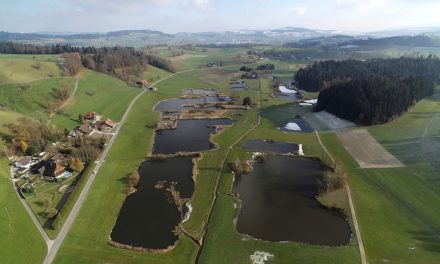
left=1, top=0, right=440, bottom=33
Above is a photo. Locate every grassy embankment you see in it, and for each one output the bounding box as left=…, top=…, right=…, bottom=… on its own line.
left=0, top=159, right=47, bottom=263
left=316, top=87, right=440, bottom=264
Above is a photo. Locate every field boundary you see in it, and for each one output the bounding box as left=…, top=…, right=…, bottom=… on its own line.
left=315, top=131, right=366, bottom=264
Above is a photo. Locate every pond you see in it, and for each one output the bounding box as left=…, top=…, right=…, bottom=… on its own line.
left=110, top=156, right=195, bottom=249
left=153, top=119, right=233, bottom=155
left=281, top=119, right=314, bottom=133
left=244, top=139, right=300, bottom=154
left=154, top=97, right=221, bottom=111
left=233, top=155, right=351, bottom=245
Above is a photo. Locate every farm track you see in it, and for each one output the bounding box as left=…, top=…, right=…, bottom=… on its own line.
left=315, top=131, right=366, bottom=264
left=194, top=80, right=262, bottom=263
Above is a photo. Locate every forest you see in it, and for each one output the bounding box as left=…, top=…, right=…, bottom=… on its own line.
left=296, top=57, right=440, bottom=125
left=315, top=76, right=435, bottom=125
left=294, top=56, right=440, bottom=92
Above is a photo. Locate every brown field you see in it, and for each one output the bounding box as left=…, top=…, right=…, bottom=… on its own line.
left=337, top=129, right=404, bottom=168
left=200, top=68, right=238, bottom=84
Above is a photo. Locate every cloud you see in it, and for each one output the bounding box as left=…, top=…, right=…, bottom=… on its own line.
left=287, top=6, right=308, bottom=15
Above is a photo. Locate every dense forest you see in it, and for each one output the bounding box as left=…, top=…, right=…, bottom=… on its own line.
left=316, top=76, right=435, bottom=125
left=0, top=42, right=174, bottom=82
left=295, top=56, right=440, bottom=92
left=297, top=57, right=440, bottom=125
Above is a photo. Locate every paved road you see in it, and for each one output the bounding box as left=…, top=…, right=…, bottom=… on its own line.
left=43, top=73, right=175, bottom=264
left=314, top=131, right=367, bottom=264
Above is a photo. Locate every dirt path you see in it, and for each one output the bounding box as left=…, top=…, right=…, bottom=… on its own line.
left=9, top=167, right=54, bottom=250
left=314, top=131, right=367, bottom=264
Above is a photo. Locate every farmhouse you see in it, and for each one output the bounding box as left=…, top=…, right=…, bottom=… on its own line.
left=135, top=80, right=148, bottom=88
left=15, top=156, right=33, bottom=169
left=40, top=160, right=69, bottom=181
left=95, top=118, right=116, bottom=132
left=83, top=112, right=100, bottom=123
left=77, top=123, right=94, bottom=135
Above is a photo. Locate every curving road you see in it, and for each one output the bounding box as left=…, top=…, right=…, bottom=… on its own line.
left=43, top=73, right=175, bottom=264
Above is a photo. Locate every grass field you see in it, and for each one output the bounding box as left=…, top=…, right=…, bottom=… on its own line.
left=0, top=56, right=62, bottom=84
left=52, top=70, right=140, bottom=130
left=0, top=110, right=27, bottom=137
left=317, top=88, right=440, bottom=264
left=0, top=77, right=76, bottom=121
left=0, top=160, right=47, bottom=264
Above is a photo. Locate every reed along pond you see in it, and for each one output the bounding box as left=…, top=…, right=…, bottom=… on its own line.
left=154, top=97, right=221, bottom=111
left=153, top=119, right=233, bottom=155
left=233, top=155, right=351, bottom=245
left=244, top=139, right=300, bottom=154
left=110, top=156, right=195, bottom=250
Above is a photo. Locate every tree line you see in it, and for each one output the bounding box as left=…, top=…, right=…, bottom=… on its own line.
left=294, top=56, right=440, bottom=92
left=0, top=42, right=175, bottom=82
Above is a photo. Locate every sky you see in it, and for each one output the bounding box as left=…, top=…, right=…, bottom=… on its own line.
left=1, top=0, right=440, bottom=33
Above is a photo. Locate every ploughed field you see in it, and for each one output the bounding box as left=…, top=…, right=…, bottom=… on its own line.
left=337, top=129, right=404, bottom=168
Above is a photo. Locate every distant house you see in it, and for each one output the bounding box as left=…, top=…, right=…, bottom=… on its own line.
left=15, top=156, right=33, bottom=169
left=83, top=112, right=100, bottom=123
left=77, top=123, right=94, bottom=135
left=95, top=118, right=116, bottom=132
left=135, top=80, right=148, bottom=88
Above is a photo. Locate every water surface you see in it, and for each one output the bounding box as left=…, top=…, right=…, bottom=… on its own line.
left=110, top=156, right=195, bottom=249
left=233, top=155, right=351, bottom=245
left=153, top=119, right=233, bottom=155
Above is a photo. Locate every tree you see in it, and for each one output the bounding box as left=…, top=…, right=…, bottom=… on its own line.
left=243, top=97, right=252, bottom=106
left=20, top=140, right=28, bottom=154
left=69, top=158, right=84, bottom=172
left=78, top=114, right=83, bottom=123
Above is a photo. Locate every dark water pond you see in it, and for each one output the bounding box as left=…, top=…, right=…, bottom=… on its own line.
left=233, top=155, right=351, bottom=245
left=110, top=156, right=195, bottom=249
left=154, top=97, right=221, bottom=111
left=244, top=139, right=299, bottom=154
left=153, top=119, right=233, bottom=155
left=281, top=119, right=314, bottom=133
left=276, top=93, right=299, bottom=100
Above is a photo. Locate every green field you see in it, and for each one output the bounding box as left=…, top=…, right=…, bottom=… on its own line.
left=0, top=77, right=76, bottom=121
left=0, top=160, right=47, bottom=263
left=52, top=70, right=140, bottom=130
left=313, top=88, right=440, bottom=264
left=0, top=56, right=62, bottom=84
left=0, top=110, right=27, bottom=137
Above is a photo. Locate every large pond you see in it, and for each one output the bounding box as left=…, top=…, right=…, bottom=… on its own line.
left=154, top=97, right=221, bottom=111
left=110, top=156, right=195, bottom=249
left=244, top=139, right=300, bottom=154
left=153, top=119, right=233, bottom=155
left=233, top=155, right=351, bottom=245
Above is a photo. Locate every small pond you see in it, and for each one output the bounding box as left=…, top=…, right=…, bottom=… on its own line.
left=233, top=155, right=351, bottom=245
left=153, top=119, right=233, bottom=155
left=154, top=97, right=221, bottom=111
left=281, top=119, right=314, bottom=133
left=110, top=156, right=195, bottom=249
left=244, top=139, right=299, bottom=154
